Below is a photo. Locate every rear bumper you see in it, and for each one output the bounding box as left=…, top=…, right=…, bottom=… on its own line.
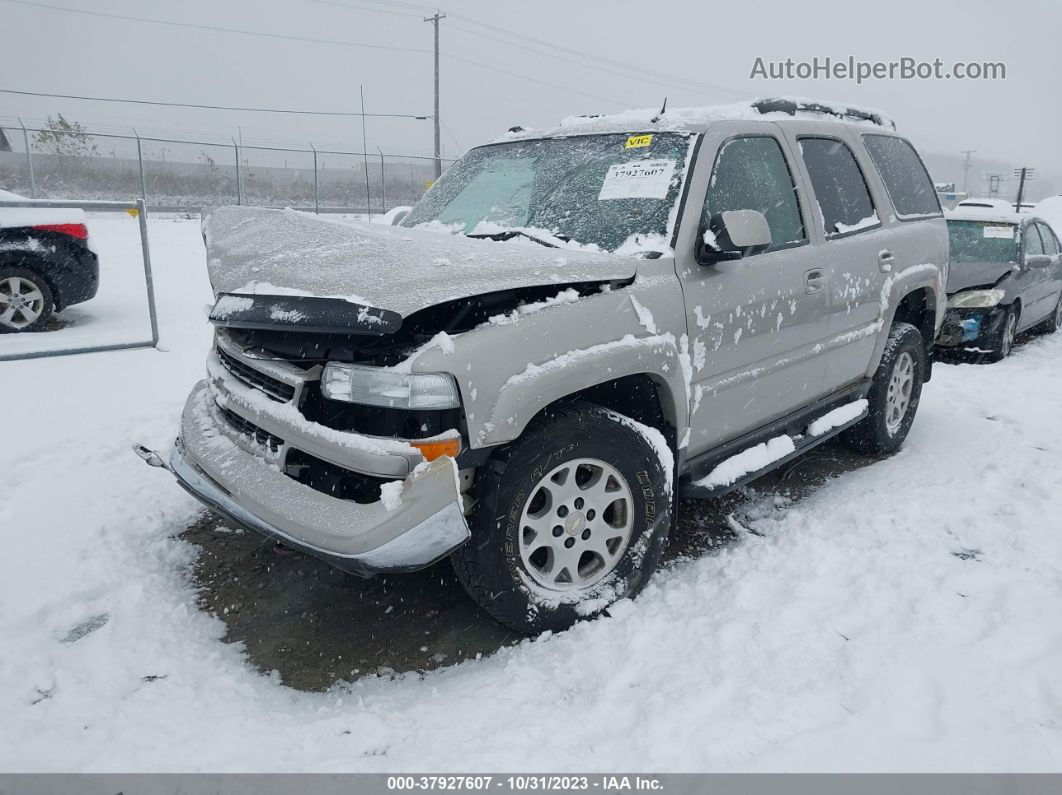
left=150, top=380, right=470, bottom=575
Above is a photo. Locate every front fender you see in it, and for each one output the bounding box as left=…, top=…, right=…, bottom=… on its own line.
left=408, top=267, right=690, bottom=450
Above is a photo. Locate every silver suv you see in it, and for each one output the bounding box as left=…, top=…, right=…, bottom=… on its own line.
left=138, top=99, right=948, bottom=633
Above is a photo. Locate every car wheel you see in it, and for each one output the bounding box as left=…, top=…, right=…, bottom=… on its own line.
left=452, top=401, right=674, bottom=635
left=843, top=321, right=925, bottom=456
left=988, top=306, right=1018, bottom=362
left=0, top=267, right=55, bottom=333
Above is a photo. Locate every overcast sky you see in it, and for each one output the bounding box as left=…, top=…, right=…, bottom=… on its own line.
left=3, top=0, right=1060, bottom=196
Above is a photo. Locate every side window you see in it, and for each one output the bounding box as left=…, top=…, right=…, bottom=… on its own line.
left=1038, top=223, right=1059, bottom=256
left=702, top=136, right=805, bottom=252
left=1024, top=224, right=1045, bottom=256
left=798, top=138, right=879, bottom=238
left=862, top=135, right=942, bottom=219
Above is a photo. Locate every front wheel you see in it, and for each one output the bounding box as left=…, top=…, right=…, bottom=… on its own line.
left=452, top=402, right=674, bottom=635
left=843, top=321, right=925, bottom=456
left=987, top=306, right=1018, bottom=362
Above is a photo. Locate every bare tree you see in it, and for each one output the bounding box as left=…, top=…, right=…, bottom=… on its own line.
left=33, top=114, right=99, bottom=157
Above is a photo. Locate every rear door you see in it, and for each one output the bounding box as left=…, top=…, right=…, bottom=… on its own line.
left=789, top=133, right=893, bottom=391
left=678, top=124, right=829, bottom=454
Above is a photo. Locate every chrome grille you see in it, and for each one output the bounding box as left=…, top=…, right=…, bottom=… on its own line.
left=217, top=347, right=296, bottom=403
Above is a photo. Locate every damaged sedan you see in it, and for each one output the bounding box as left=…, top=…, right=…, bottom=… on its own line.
left=937, top=210, right=1062, bottom=360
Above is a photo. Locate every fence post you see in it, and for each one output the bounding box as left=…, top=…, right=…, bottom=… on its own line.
left=18, top=118, right=37, bottom=198
left=311, top=142, right=320, bottom=215
left=377, top=148, right=386, bottom=213
left=135, top=199, right=160, bottom=348
left=133, top=128, right=147, bottom=203
left=233, top=138, right=243, bottom=205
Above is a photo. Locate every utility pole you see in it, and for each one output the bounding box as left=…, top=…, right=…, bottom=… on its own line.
left=360, top=84, right=372, bottom=219
left=1013, top=167, right=1034, bottom=212
left=960, top=149, right=976, bottom=194
left=424, top=10, right=445, bottom=180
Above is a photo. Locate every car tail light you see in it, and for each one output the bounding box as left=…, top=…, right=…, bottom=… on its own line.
left=31, top=223, right=89, bottom=240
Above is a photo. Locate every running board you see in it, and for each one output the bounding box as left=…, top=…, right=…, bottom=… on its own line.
left=679, top=409, right=868, bottom=500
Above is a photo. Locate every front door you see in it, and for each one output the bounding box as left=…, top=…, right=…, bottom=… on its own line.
left=679, top=128, right=829, bottom=455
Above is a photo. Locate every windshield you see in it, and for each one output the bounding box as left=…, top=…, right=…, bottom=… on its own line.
left=947, top=220, right=1018, bottom=264
left=402, top=132, right=693, bottom=253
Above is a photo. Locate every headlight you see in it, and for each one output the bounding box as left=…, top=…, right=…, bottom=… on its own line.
left=321, top=363, right=461, bottom=409
left=947, top=289, right=1005, bottom=309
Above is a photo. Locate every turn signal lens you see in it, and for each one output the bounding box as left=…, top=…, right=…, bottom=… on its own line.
left=411, top=438, right=461, bottom=462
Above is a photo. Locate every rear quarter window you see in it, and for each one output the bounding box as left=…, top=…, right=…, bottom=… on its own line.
left=862, top=134, right=942, bottom=220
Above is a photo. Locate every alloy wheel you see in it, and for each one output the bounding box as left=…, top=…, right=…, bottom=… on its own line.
left=0, top=275, right=46, bottom=330
left=885, top=351, right=915, bottom=434
left=518, top=457, right=634, bottom=592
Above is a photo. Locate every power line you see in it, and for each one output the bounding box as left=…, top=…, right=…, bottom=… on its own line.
left=6, top=0, right=629, bottom=107
left=444, top=20, right=742, bottom=101
left=444, top=10, right=746, bottom=100
left=0, top=88, right=432, bottom=119
left=2, top=0, right=431, bottom=54
left=308, top=0, right=423, bottom=18
left=314, top=0, right=745, bottom=101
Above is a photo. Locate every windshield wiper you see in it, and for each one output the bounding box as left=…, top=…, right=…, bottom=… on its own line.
left=466, top=229, right=561, bottom=248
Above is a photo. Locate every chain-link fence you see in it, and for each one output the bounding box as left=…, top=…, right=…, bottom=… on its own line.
left=0, top=122, right=455, bottom=214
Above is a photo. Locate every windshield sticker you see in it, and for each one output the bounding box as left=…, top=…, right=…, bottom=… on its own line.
left=983, top=225, right=1014, bottom=239
left=625, top=134, right=653, bottom=149
left=598, top=159, right=676, bottom=200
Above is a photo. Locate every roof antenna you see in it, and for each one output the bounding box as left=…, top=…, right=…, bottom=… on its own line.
left=651, top=97, right=668, bottom=123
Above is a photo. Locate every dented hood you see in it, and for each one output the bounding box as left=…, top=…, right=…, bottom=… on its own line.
left=203, top=206, right=639, bottom=319
left=947, top=260, right=1016, bottom=294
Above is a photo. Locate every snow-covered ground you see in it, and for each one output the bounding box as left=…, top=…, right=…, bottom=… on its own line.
left=0, top=214, right=163, bottom=358
left=2, top=216, right=1061, bottom=771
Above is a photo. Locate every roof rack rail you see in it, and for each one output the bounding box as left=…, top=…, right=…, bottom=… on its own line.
left=751, top=98, right=895, bottom=130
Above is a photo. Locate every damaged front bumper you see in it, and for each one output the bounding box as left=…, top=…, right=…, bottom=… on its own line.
left=936, top=305, right=1007, bottom=350
left=137, top=380, right=470, bottom=576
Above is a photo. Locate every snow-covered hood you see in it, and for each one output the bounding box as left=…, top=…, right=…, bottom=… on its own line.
left=947, top=260, right=1016, bottom=294
left=203, top=206, right=639, bottom=319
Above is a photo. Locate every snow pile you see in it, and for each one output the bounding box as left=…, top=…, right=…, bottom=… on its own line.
left=806, top=400, right=868, bottom=437
left=695, top=435, right=797, bottom=490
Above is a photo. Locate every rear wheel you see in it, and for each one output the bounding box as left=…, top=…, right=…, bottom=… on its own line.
left=0, top=267, right=54, bottom=333
left=452, top=402, right=673, bottom=635
left=843, top=322, right=925, bottom=455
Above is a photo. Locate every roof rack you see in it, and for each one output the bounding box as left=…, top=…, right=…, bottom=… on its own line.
left=751, top=98, right=895, bottom=130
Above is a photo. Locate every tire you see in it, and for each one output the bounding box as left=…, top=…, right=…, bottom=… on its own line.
left=452, top=401, right=674, bottom=635
left=1033, top=293, right=1062, bottom=335
left=987, top=305, right=1018, bottom=362
left=0, top=266, right=55, bottom=333
left=843, top=321, right=925, bottom=456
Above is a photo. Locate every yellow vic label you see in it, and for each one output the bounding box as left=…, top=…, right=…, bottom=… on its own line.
left=625, top=134, right=653, bottom=149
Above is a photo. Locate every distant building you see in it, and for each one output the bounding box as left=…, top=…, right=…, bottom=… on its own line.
left=0, top=127, right=11, bottom=152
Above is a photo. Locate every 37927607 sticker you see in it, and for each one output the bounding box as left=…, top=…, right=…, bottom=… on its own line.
left=598, top=159, right=676, bottom=201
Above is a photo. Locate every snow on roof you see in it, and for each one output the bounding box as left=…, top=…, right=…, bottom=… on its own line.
left=493, top=97, right=894, bottom=143
left=945, top=206, right=1034, bottom=225
left=1033, top=196, right=1062, bottom=234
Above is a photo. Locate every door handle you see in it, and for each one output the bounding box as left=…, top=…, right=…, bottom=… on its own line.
left=804, top=268, right=826, bottom=294
left=878, top=249, right=895, bottom=273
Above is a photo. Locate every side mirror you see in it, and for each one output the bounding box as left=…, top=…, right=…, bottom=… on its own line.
left=698, top=210, right=772, bottom=265
left=1025, top=254, right=1053, bottom=269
